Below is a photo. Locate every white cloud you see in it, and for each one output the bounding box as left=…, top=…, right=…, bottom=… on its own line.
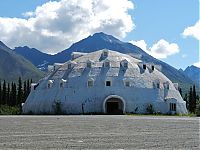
left=130, top=39, right=180, bottom=59
left=0, top=0, right=134, bottom=54
left=129, top=40, right=147, bottom=51
left=182, top=20, right=200, bottom=40
left=193, top=61, right=200, bottom=68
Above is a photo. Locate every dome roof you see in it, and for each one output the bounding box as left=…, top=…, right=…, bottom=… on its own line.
left=44, top=49, right=175, bottom=90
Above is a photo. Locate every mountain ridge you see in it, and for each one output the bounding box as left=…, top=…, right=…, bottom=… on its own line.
left=13, top=32, right=196, bottom=91
left=0, top=41, right=44, bottom=81
left=181, top=65, right=200, bottom=85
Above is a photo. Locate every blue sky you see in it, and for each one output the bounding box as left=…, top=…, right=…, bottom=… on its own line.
left=0, top=0, right=199, bottom=69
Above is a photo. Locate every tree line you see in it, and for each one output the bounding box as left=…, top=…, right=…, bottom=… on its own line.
left=181, top=85, right=199, bottom=114
left=0, top=77, right=32, bottom=107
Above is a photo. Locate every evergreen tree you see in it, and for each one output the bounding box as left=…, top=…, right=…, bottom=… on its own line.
left=11, top=83, right=17, bottom=106
left=27, top=79, right=30, bottom=97
left=23, top=81, right=27, bottom=102
left=188, top=86, right=193, bottom=112
left=17, top=77, right=23, bottom=106
left=7, top=83, right=10, bottom=105
left=0, top=80, right=2, bottom=105
left=2, top=80, right=6, bottom=105
left=183, top=93, right=188, bottom=109
left=192, top=85, right=197, bottom=112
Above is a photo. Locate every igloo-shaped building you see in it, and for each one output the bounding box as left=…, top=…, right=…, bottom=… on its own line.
left=22, top=49, right=187, bottom=114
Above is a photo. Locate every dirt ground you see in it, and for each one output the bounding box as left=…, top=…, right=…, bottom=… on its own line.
left=0, top=115, right=199, bottom=149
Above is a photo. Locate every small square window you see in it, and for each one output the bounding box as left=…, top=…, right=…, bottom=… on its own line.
left=103, top=51, right=108, bottom=57
left=125, top=81, right=130, bottom=87
left=104, top=61, right=110, bottom=67
left=87, top=80, right=94, bottom=87
left=106, top=81, right=111, bottom=86
left=124, top=62, right=128, bottom=68
left=87, top=62, right=92, bottom=68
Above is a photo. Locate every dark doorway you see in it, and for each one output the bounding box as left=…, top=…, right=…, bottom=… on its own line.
left=106, top=98, right=124, bottom=115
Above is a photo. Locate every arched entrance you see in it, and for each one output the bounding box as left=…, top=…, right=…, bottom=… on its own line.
left=103, top=95, right=125, bottom=115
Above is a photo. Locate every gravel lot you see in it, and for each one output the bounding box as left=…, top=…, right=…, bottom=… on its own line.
left=0, top=115, right=199, bottom=149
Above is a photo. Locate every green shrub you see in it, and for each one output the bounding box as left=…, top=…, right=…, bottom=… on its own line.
left=196, top=101, right=200, bottom=117
left=54, top=100, right=62, bottom=115
left=146, top=104, right=154, bottom=114
left=0, top=105, right=21, bottom=115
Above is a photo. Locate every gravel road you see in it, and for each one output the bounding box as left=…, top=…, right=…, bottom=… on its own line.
left=0, top=115, right=199, bottom=149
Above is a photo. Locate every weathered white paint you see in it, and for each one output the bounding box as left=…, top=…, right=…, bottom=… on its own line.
left=22, top=49, right=188, bottom=114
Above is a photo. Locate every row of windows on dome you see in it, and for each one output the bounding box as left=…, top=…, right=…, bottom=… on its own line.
left=66, top=60, right=155, bottom=73
left=87, top=80, right=170, bottom=89
left=45, top=79, right=170, bottom=89
left=67, top=59, right=129, bottom=70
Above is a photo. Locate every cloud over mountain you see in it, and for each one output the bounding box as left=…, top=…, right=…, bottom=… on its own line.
left=0, top=0, right=134, bottom=54
left=130, top=39, right=179, bottom=59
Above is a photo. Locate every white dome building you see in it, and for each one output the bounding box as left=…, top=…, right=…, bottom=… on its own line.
left=22, top=49, right=187, bottom=114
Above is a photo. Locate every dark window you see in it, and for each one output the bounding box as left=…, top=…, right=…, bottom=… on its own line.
left=170, top=103, right=176, bottom=111
left=152, top=65, right=154, bottom=71
left=124, top=62, right=128, bottom=68
left=87, top=80, right=93, bottom=87
left=47, top=83, right=51, bottom=88
left=68, top=63, right=71, bottom=69
left=106, top=81, right=111, bottom=86
left=125, top=81, right=130, bottom=87
left=143, top=64, right=146, bottom=69
left=167, top=84, right=169, bottom=89
left=104, top=61, right=110, bottom=67
left=60, top=82, right=64, bottom=88
left=103, top=51, right=108, bottom=57
left=87, top=62, right=91, bottom=68
left=157, top=83, right=159, bottom=88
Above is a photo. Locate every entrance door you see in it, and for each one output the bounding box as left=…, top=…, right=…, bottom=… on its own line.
left=106, top=98, right=123, bottom=115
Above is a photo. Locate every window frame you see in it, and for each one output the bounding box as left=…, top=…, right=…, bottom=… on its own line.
left=125, top=81, right=130, bottom=87
left=105, top=80, right=111, bottom=87
left=87, top=79, right=94, bottom=87
left=170, top=103, right=176, bottom=111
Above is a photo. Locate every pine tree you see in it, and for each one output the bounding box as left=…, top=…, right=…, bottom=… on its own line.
left=11, top=83, right=17, bottom=106
left=183, top=93, right=188, bottom=109
left=0, top=80, right=2, bottom=105
left=23, top=81, right=27, bottom=102
left=7, top=83, right=10, bottom=105
left=192, top=85, right=197, bottom=113
left=2, top=80, right=6, bottom=105
left=188, top=86, right=193, bottom=112
left=17, top=77, right=23, bottom=106
left=27, top=79, right=30, bottom=97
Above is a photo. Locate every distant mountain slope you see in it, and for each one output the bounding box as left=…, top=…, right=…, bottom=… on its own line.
left=14, top=46, right=52, bottom=71
left=182, top=65, right=200, bottom=85
left=14, top=32, right=194, bottom=91
left=0, top=41, right=44, bottom=81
